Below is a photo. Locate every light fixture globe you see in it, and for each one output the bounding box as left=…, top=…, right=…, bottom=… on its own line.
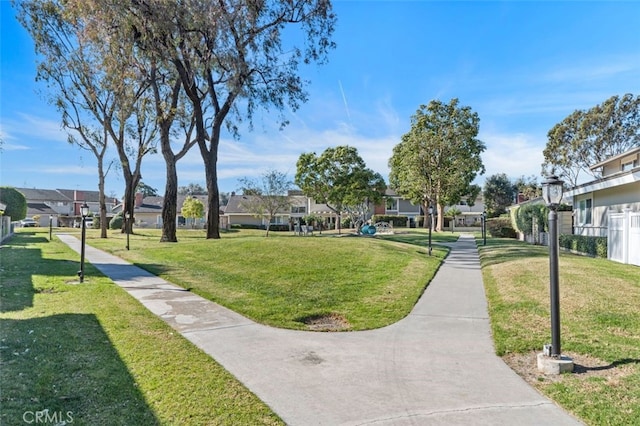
left=80, top=202, right=90, bottom=217
left=542, top=175, right=564, bottom=207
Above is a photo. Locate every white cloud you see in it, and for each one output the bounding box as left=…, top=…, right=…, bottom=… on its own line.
left=480, top=131, right=546, bottom=182
left=9, top=113, right=69, bottom=144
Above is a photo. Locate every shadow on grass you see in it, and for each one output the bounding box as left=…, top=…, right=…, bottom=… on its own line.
left=573, top=358, right=640, bottom=374
left=377, top=232, right=460, bottom=247
left=1, top=241, right=86, bottom=312
left=0, top=314, right=159, bottom=425
left=477, top=238, right=548, bottom=267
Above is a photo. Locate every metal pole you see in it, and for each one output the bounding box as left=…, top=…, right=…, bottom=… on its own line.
left=49, top=216, right=53, bottom=241
left=126, top=215, right=130, bottom=251
left=428, top=212, right=432, bottom=256
left=549, top=207, right=561, bottom=357
left=483, top=215, right=487, bottom=246
left=79, top=216, right=86, bottom=283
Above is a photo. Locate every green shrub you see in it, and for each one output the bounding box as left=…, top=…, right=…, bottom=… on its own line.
left=558, top=234, right=607, bottom=258
left=0, top=187, right=27, bottom=220
left=487, top=217, right=517, bottom=238
left=109, top=213, right=123, bottom=230
left=512, top=203, right=547, bottom=234
left=230, top=223, right=261, bottom=230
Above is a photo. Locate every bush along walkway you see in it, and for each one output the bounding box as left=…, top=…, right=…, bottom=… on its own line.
left=57, top=233, right=582, bottom=426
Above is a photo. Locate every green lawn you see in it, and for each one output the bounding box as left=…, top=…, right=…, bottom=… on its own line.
left=83, top=227, right=448, bottom=330
left=0, top=230, right=282, bottom=425
left=8, top=226, right=636, bottom=425
left=1, top=227, right=448, bottom=425
left=479, top=237, right=640, bottom=425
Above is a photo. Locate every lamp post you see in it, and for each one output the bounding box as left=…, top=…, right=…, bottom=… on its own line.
left=125, top=211, right=130, bottom=250
left=428, top=206, right=433, bottom=256
left=78, top=202, right=89, bottom=283
left=542, top=175, right=564, bottom=358
left=482, top=210, right=487, bottom=246
left=49, top=215, right=53, bottom=241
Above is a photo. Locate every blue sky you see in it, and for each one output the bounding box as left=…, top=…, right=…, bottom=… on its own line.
left=1, top=1, right=639, bottom=198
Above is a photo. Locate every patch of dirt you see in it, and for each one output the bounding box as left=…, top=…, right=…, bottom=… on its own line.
left=503, top=350, right=638, bottom=386
left=300, top=313, right=350, bottom=331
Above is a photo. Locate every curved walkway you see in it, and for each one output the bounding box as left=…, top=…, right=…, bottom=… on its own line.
left=57, top=234, right=582, bottom=425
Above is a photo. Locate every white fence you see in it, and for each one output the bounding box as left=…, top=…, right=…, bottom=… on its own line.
left=608, top=210, right=640, bottom=266
left=0, top=216, right=13, bottom=243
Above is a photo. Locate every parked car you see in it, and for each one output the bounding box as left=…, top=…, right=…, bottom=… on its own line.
left=20, top=218, right=37, bottom=227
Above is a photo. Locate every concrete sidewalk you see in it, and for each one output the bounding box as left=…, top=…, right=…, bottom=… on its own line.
left=57, top=233, right=583, bottom=425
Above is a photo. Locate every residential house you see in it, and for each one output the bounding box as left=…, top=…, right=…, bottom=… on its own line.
left=374, top=189, right=422, bottom=226
left=376, top=189, right=487, bottom=228
left=448, top=194, right=486, bottom=227
left=224, top=191, right=351, bottom=230
left=118, top=193, right=226, bottom=229
left=16, top=187, right=119, bottom=227
left=564, top=146, right=640, bottom=266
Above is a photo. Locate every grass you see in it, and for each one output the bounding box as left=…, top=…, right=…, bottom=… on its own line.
left=13, top=225, right=636, bottom=424
left=0, top=229, right=283, bottom=425
left=479, top=237, right=640, bottom=425
left=1, top=227, right=449, bottom=424
left=83, top=227, right=449, bottom=330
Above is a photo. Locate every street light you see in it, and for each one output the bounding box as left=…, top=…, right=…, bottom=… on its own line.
left=125, top=211, right=131, bottom=251
left=482, top=210, right=487, bottom=246
left=78, top=202, right=89, bottom=283
left=542, top=175, right=564, bottom=358
left=49, top=215, right=53, bottom=241
left=428, top=206, right=433, bottom=256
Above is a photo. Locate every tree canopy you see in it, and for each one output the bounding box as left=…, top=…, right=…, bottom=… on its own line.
left=542, top=93, right=640, bottom=186
left=136, top=182, right=159, bottom=198
left=0, top=187, right=27, bottom=221
left=295, top=145, right=386, bottom=233
left=22, top=0, right=336, bottom=241
left=238, top=170, right=294, bottom=237
left=181, top=197, right=205, bottom=229
left=178, top=183, right=207, bottom=196
left=389, top=99, right=485, bottom=230
left=483, top=173, right=516, bottom=217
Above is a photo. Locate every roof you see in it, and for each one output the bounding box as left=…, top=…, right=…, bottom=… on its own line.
left=26, top=202, right=58, bottom=216
left=17, top=188, right=71, bottom=202
left=225, top=194, right=307, bottom=215
left=16, top=187, right=114, bottom=204
left=564, top=168, right=640, bottom=198
left=589, top=146, right=640, bottom=171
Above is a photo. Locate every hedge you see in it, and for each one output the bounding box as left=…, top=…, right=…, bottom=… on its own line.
left=512, top=203, right=547, bottom=234
left=486, top=217, right=517, bottom=238
left=0, top=186, right=27, bottom=220
left=558, top=234, right=607, bottom=258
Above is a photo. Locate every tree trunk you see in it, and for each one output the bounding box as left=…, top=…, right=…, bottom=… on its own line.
left=435, top=193, right=444, bottom=232
left=161, top=158, right=178, bottom=242
left=122, top=174, right=140, bottom=235
left=204, top=154, right=221, bottom=239
left=97, top=160, right=108, bottom=239
left=160, top=127, right=178, bottom=242
left=202, top=123, right=221, bottom=239
left=422, top=200, right=429, bottom=229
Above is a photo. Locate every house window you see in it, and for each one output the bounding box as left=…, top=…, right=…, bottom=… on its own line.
left=577, top=198, right=592, bottom=225
left=386, top=198, right=398, bottom=211
left=622, top=160, right=637, bottom=171
left=291, top=206, right=306, bottom=214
